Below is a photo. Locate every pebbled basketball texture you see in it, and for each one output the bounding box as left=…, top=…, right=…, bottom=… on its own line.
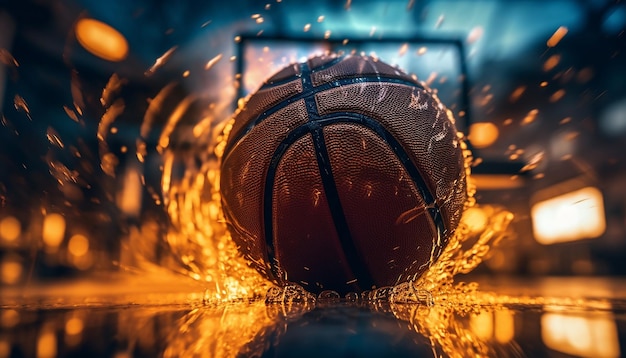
left=220, top=54, right=468, bottom=295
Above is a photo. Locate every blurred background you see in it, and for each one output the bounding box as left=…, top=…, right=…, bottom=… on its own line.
left=1, top=0, right=625, bottom=285
left=1, top=1, right=626, bottom=357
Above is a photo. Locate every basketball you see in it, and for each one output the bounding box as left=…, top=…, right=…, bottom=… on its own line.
left=220, top=54, right=468, bottom=295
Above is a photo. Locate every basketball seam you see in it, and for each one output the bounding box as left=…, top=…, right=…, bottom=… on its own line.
left=224, top=77, right=424, bottom=158
left=263, top=61, right=376, bottom=291
left=263, top=115, right=447, bottom=290
left=259, top=56, right=345, bottom=89
left=315, top=114, right=447, bottom=240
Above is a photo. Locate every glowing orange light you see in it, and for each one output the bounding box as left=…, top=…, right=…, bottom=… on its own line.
left=547, top=26, right=568, bottom=47
left=509, top=86, right=526, bottom=103
left=469, top=122, right=499, bottom=148
left=65, top=318, right=84, bottom=336
left=117, top=166, right=143, bottom=217
left=543, top=54, right=561, bottom=72
left=0, top=341, right=8, bottom=358
left=542, top=312, right=620, bottom=357
left=68, top=234, right=89, bottom=257
left=43, top=213, right=66, bottom=248
left=521, top=109, right=539, bottom=125
left=462, top=207, right=488, bottom=234
left=0, top=216, right=21, bottom=242
left=495, top=310, right=515, bottom=343
left=1, top=309, right=19, bottom=328
left=75, top=18, right=128, bottom=62
left=531, top=186, right=606, bottom=244
left=471, top=174, right=524, bottom=190
left=550, top=89, right=566, bottom=102
left=470, top=311, right=493, bottom=339
left=1, top=258, right=22, bottom=284
left=37, top=328, right=57, bottom=358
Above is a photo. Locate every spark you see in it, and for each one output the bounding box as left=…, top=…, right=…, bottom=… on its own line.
left=521, top=109, right=539, bottom=125
left=0, top=49, right=19, bottom=67
left=549, top=89, right=565, bottom=103
left=303, top=23, right=311, bottom=32
left=435, top=15, right=445, bottom=28
left=46, top=127, right=64, bottom=149
left=467, top=26, right=484, bottom=44
left=547, top=26, right=568, bottom=47
left=63, top=106, right=79, bottom=123
left=398, top=43, right=409, bottom=57
left=317, top=15, right=325, bottom=23
left=509, top=86, right=526, bottom=103
left=205, top=53, right=223, bottom=70
left=145, top=46, right=177, bottom=77
left=543, top=54, right=561, bottom=72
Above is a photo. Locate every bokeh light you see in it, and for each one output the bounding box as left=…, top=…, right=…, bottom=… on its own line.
left=68, top=234, right=89, bottom=257
left=42, top=213, right=66, bottom=250
left=531, top=186, right=606, bottom=244
left=0, top=216, right=21, bottom=242
left=75, top=18, right=128, bottom=62
left=469, top=122, right=499, bottom=149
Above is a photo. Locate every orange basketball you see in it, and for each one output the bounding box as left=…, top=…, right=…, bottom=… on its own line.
left=220, top=54, right=468, bottom=295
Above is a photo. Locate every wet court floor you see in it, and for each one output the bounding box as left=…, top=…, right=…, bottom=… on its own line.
left=2, top=275, right=626, bottom=357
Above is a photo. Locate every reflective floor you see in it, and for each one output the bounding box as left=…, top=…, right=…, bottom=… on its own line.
left=2, top=276, right=626, bottom=357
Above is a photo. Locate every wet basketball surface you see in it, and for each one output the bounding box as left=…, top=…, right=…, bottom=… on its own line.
left=2, top=276, right=626, bottom=357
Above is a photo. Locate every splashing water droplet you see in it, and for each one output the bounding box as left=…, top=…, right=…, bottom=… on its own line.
left=265, top=284, right=316, bottom=304
left=368, top=287, right=395, bottom=303
left=317, top=290, right=340, bottom=303
left=344, top=292, right=360, bottom=302
left=390, top=281, right=434, bottom=306
left=101, top=73, right=127, bottom=107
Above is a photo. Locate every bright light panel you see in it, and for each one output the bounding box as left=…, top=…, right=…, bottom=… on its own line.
left=531, top=186, right=606, bottom=244
left=541, top=312, right=620, bottom=358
